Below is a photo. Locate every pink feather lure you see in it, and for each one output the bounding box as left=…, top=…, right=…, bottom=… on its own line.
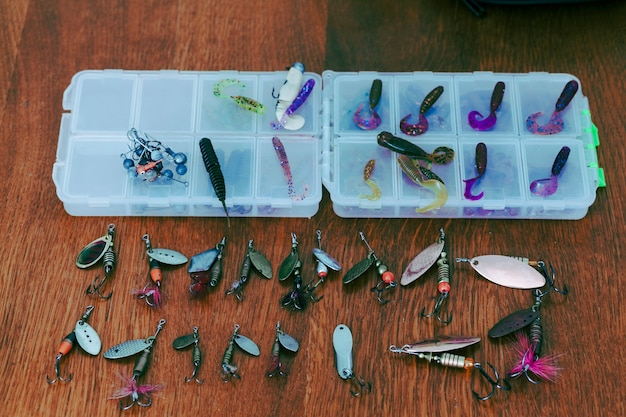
left=508, top=331, right=562, bottom=382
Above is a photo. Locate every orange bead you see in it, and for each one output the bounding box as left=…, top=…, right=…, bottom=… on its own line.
left=382, top=271, right=395, bottom=284
left=150, top=266, right=162, bottom=284
left=437, top=281, right=451, bottom=294
left=57, top=332, right=76, bottom=356
left=318, top=271, right=327, bottom=278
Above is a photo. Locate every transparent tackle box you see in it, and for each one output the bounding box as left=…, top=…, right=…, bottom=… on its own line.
left=53, top=69, right=604, bottom=219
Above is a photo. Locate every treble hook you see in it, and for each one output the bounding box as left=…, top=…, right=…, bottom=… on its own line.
left=185, top=328, right=204, bottom=384
left=421, top=248, right=452, bottom=324
left=46, top=334, right=75, bottom=384
left=370, top=280, right=397, bottom=304
left=537, top=261, right=569, bottom=296
left=344, top=370, right=372, bottom=397
left=473, top=362, right=511, bottom=401
left=421, top=292, right=452, bottom=324
left=84, top=224, right=116, bottom=300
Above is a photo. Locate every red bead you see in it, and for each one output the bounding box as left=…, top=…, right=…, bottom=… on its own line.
left=382, top=271, right=395, bottom=284
left=438, top=281, right=451, bottom=294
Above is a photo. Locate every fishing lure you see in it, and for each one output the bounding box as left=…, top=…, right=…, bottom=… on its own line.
left=213, top=79, right=246, bottom=98
left=267, top=322, right=300, bottom=378
left=225, top=239, right=273, bottom=301
left=377, top=131, right=454, bottom=164
left=455, top=255, right=546, bottom=289
left=463, top=142, right=487, bottom=200
left=173, top=326, right=204, bottom=384
left=272, top=136, right=309, bottom=201
left=304, top=229, right=342, bottom=301
left=353, top=79, right=382, bottom=130
left=468, top=81, right=505, bottom=131
left=133, top=234, right=187, bottom=307
left=389, top=335, right=510, bottom=400
left=397, top=155, right=448, bottom=213
left=421, top=239, right=453, bottom=324
left=278, top=233, right=310, bottom=310
left=46, top=306, right=101, bottom=384
left=343, top=232, right=396, bottom=304
left=530, top=146, right=570, bottom=197
left=220, top=324, right=260, bottom=381
left=400, top=228, right=446, bottom=286
left=188, top=237, right=226, bottom=294
left=77, top=223, right=117, bottom=300
left=274, top=62, right=305, bottom=124
left=358, top=159, right=381, bottom=201
left=400, top=85, right=444, bottom=135
left=333, top=324, right=371, bottom=396
left=526, top=80, right=579, bottom=135
left=231, top=95, right=266, bottom=114
left=106, top=319, right=166, bottom=410
left=271, top=78, right=315, bottom=130
left=199, top=137, right=230, bottom=226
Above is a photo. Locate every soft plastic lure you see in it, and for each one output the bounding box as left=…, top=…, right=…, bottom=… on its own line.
left=199, top=138, right=230, bottom=226
left=271, top=78, right=315, bottom=130
left=77, top=224, right=117, bottom=300
left=188, top=237, right=226, bottom=294
left=274, top=62, right=305, bottom=127
left=333, top=324, right=371, bottom=396
left=358, top=159, right=381, bottom=201
left=468, top=81, right=505, bottom=131
left=213, top=79, right=246, bottom=98
left=231, top=95, right=266, bottom=114
left=463, top=142, right=487, bottom=200
left=526, top=80, right=578, bottom=135
left=173, top=326, right=204, bottom=384
left=226, top=239, right=273, bottom=301
left=272, top=136, right=309, bottom=201
left=530, top=146, right=570, bottom=197
left=400, top=85, right=444, bottom=135
left=266, top=322, right=299, bottom=378
left=46, top=306, right=101, bottom=384
left=397, top=155, right=448, bottom=213
left=377, top=131, right=454, bottom=164
left=353, top=79, right=382, bottom=130
left=220, top=324, right=260, bottom=382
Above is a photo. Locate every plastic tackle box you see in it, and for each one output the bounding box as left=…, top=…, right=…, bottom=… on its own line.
left=53, top=69, right=604, bottom=219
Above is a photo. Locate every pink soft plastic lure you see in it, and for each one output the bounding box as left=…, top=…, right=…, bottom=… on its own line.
left=526, top=80, right=578, bottom=135
left=463, top=142, right=487, bottom=200
left=468, top=81, right=505, bottom=131
left=353, top=79, right=382, bottom=130
left=529, top=146, right=570, bottom=197
left=272, top=137, right=309, bottom=201
left=400, top=85, right=444, bottom=136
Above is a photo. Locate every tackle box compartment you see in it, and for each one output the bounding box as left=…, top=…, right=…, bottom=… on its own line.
left=52, top=69, right=604, bottom=219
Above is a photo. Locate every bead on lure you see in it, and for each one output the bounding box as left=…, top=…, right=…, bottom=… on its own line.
left=455, top=255, right=546, bottom=289
left=333, top=324, right=371, bottom=397
left=400, top=85, right=444, bottom=135
left=267, top=322, right=300, bottom=378
left=463, top=142, right=487, bottom=200
left=221, top=324, right=260, bottom=382
left=343, top=232, right=396, bottom=304
left=226, top=239, right=273, bottom=301
left=199, top=137, right=230, bottom=227
left=188, top=237, right=226, bottom=294
left=353, top=79, right=382, bottom=130
left=526, top=80, right=578, bottom=135
left=306, top=229, right=342, bottom=301
left=420, top=242, right=453, bottom=325
left=106, top=319, right=166, bottom=410
left=77, top=223, right=117, bottom=300
left=46, top=306, right=101, bottom=384
left=468, top=81, right=505, bottom=131
left=173, top=326, right=204, bottom=384
left=397, top=155, right=448, bottom=213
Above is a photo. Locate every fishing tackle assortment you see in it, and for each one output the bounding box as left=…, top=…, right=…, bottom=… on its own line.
left=173, top=326, right=204, bottom=384
left=463, top=142, right=487, bottom=200
left=46, top=306, right=101, bottom=384
left=220, top=324, right=260, bottom=381
left=343, top=232, right=396, bottom=304
left=526, top=80, right=578, bottom=135
left=389, top=335, right=511, bottom=401
left=133, top=233, right=188, bottom=307
left=272, top=136, right=309, bottom=201
left=529, top=146, right=571, bottom=197
left=400, top=85, right=444, bottom=135
left=333, top=324, right=372, bottom=396
left=199, top=137, right=230, bottom=226
left=266, top=322, right=300, bottom=378
left=353, top=79, right=382, bottom=130
left=121, top=128, right=189, bottom=185
left=358, top=159, right=381, bottom=201
left=307, top=229, right=342, bottom=301
left=226, top=239, right=273, bottom=301
left=77, top=223, right=117, bottom=300
left=106, top=319, right=166, bottom=410
left=188, top=237, right=226, bottom=294
left=278, top=233, right=311, bottom=310
left=468, top=81, right=505, bottom=131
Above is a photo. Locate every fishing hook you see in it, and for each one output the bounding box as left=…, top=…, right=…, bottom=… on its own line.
left=473, top=362, right=511, bottom=401
left=345, top=370, right=372, bottom=397
left=421, top=292, right=451, bottom=324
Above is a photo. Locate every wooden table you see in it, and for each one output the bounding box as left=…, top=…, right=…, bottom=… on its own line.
left=2, top=1, right=624, bottom=415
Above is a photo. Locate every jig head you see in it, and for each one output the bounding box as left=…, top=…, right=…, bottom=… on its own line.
left=266, top=322, right=300, bottom=378
left=455, top=255, right=547, bottom=289
left=353, top=79, right=382, bottom=130
left=463, top=142, right=487, bottom=200
left=221, top=324, right=260, bottom=382
left=188, top=237, right=226, bottom=294
left=304, top=229, right=342, bottom=302
left=226, top=239, right=273, bottom=301
left=343, top=232, right=396, bottom=304
left=468, top=81, right=505, bottom=131
left=46, top=306, right=101, bottom=384
left=77, top=224, right=117, bottom=300
left=526, top=80, right=578, bottom=135
left=333, top=324, right=371, bottom=397
left=400, top=85, right=444, bottom=135
left=173, top=326, right=204, bottom=384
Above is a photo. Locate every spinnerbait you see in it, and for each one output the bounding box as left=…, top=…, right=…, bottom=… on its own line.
left=468, top=81, right=505, bottom=131
left=133, top=234, right=187, bottom=307
left=304, top=229, right=342, bottom=301
left=46, top=306, right=101, bottom=384
left=353, top=79, right=382, bottom=130
left=199, top=137, right=230, bottom=226
left=455, top=255, right=547, bottom=289
left=271, top=78, right=315, bottom=130
left=188, top=237, right=226, bottom=294
left=357, top=159, right=381, bottom=201
left=377, top=131, right=455, bottom=165
left=77, top=223, right=117, bottom=300
left=333, top=324, right=371, bottom=396
left=278, top=233, right=311, bottom=311
left=343, top=232, right=396, bottom=304
left=220, top=324, right=260, bottom=382
left=173, top=326, right=204, bottom=384
left=397, top=155, right=448, bottom=213
left=105, top=319, right=166, bottom=410
left=526, top=80, right=578, bottom=135
left=463, top=142, right=487, bottom=200
left=272, top=136, right=309, bottom=201
left=225, top=239, right=273, bottom=301
left=390, top=335, right=510, bottom=401
left=420, top=236, right=453, bottom=325
left=400, top=85, right=444, bottom=135
left=266, top=322, right=300, bottom=378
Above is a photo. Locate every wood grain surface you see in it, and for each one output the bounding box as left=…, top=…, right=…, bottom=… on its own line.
left=1, top=0, right=624, bottom=415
